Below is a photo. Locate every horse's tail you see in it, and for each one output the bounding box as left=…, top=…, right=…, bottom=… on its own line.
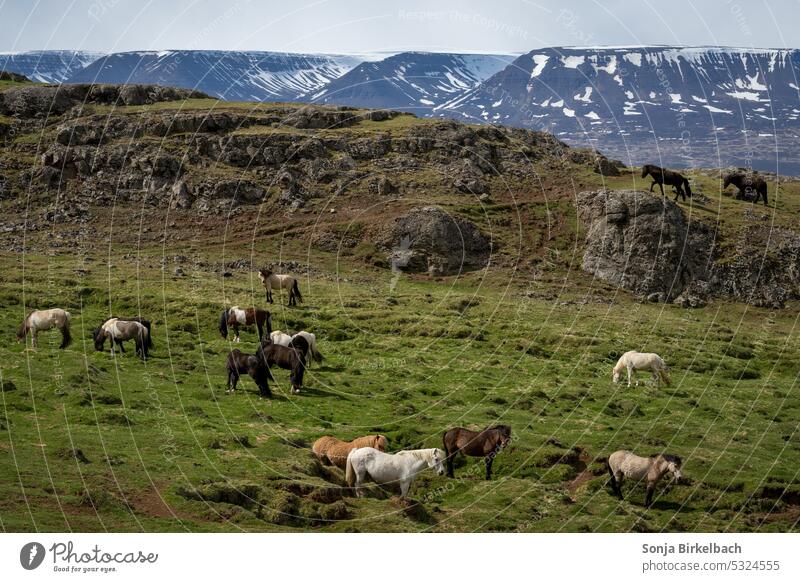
left=345, top=452, right=356, bottom=487
left=683, top=178, right=692, bottom=198
left=219, top=309, right=229, bottom=338
left=60, top=315, right=72, bottom=349
left=292, top=279, right=303, bottom=303
left=606, top=459, right=618, bottom=492
left=309, top=336, right=323, bottom=362
left=658, top=358, right=671, bottom=386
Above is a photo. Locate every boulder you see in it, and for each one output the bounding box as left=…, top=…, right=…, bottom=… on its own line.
left=378, top=206, right=491, bottom=276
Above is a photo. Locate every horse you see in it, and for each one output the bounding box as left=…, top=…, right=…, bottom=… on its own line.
left=226, top=348, right=274, bottom=397
left=443, top=425, right=512, bottom=480
left=641, top=164, right=692, bottom=202
left=345, top=447, right=446, bottom=498
left=723, top=172, right=768, bottom=205
left=93, top=316, right=153, bottom=351
left=258, top=268, right=303, bottom=306
left=16, top=308, right=72, bottom=349
left=312, top=434, right=389, bottom=469
left=271, top=330, right=323, bottom=367
left=256, top=339, right=305, bottom=394
left=93, top=318, right=149, bottom=359
left=612, top=351, right=670, bottom=387
left=219, top=306, right=272, bottom=342
left=293, top=331, right=323, bottom=364
left=607, top=450, right=683, bottom=507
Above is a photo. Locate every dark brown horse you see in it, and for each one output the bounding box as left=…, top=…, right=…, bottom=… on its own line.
left=226, top=348, right=274, bottom=397
left=443, top=425, right=512, bottom=480
left=256, top=339, right=305, bottom=394
left=219, top=306, right=272, bottom=342
left=642, top=164, right=692, bottom=202
left=723, top=172, right=768, bottom=205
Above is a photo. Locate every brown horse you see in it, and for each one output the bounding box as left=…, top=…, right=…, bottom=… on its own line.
left=219, top=306, right=272, bottom=342
left=256, top=339, right=305, bottom=394
left=641, top=164, right=692, bottom=202
left=723, top=172, right=768, bottom=205
left=312, top=434, right=389, bottom=469
left=443, top=425, right=512, bottom=480
left=226, top=348, right=274, bottom=397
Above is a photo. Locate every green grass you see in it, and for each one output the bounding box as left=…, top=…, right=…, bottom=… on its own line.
left=1, top=247, right=798, bottom=533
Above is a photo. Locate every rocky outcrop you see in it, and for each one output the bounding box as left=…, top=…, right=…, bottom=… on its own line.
left=377, top=206, right=491, bottom=276
left=578, top=189, right=800, bottom=308
left=577, top=189, right=716, bottom=302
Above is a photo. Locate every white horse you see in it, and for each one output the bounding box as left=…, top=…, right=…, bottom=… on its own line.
left=612, top=351, right=670, bottom=387
left=292, top=331, right=323, bottom=365
left=16, top=308, right=72, bottom=348
left=258, top=268, right=302, bottom=306
left=345, top=447, right=446, bottom=498
left=607, top=450, right=682, bottom=507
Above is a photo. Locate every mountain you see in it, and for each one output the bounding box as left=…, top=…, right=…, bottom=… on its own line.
left=439, top=46, right=800, bottom=172
left=306, top=51, right=517, bottom=113
left=0, top=50, right=104, bottom=83
left=65, top=50, right=364, bottom=102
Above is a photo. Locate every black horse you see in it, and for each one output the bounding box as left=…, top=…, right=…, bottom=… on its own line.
left=642, top=164, right=692, bottom=202
left=256, top=339, right=305, bottom=394
left=226, top=348, right=274, bottom=397
left=723, top=172, right=768, bottom=205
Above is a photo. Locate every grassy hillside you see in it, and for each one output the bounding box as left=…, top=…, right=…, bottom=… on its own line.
left=0, top=95, right=799, bottom=532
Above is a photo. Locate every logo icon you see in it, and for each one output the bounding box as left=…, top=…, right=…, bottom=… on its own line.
left=20, top=542, right=46, bottom=570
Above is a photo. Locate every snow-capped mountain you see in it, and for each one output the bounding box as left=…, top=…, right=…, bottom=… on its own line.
left=0, top=50, right=104, bottom=83
left=306, top=52, right=516, bottom=112
left=65, top=50, right=365, bottom=102
left=439, top=46, right=800, bottom=171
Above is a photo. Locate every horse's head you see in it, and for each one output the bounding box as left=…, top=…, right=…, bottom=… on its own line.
left=15, top=318, right=27, bottom=341
left=660, top=454, right=683, bottom=480
left=373, top=435, right=389, bottom=451
left=641, top=165, right=650, bottom=178
left=498, top=426, right=512, bottom=448
left=93, top=328, right=106, bottom=351
left=429, top=448, right=446, bottom=476
left=612, top=369, right=621, bottom=383
left=723, top=174, right=733, bottom=189
left=218, top=309, right=229, bottom=339
left=258, top=268, right=272, bottom=282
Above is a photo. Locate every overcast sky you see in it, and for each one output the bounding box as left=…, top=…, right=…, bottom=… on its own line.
left=1, top=0, right=798, bottom=55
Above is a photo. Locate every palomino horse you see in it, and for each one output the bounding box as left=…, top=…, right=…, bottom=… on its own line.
left=226, top=348, right=273, bottom=397
left=256, top=339, right=305, bottom=394
left=93, top=316, right=153, bottom=351
left=345, top=447, right=446, bottom=498
left=312, top=434, right=389, bottom=469
left=443, top=425, right=512, bottom=480
left=17, top=308, right=72, bottom=349
left=612, top=351, right=670, bottom=387
left=219, top=306, right=272, bottom=342
left=271, top=330, right=323, bottom=366
left=641, top=164, right=692, bottom=202
left=607, top=450, right=683, bottom=507
left=94, top=318, right=150, bottom=359
left=723, top=172, right=768, bottom=205
left=258, top=269, right=303, bottom=306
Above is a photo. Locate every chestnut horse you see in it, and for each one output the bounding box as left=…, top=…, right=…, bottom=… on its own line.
left=443, top=425, right=512, bottom=480
left=219, top=306, right=272, bottom=342
left=312, top=434, right=389, bottom=469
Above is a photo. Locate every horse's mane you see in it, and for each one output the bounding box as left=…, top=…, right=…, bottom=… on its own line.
left=486, top=425, right=511, bottom=436
left=396, top=448, right=433, bottom=461
left=651, top=453, right=682, bottom=466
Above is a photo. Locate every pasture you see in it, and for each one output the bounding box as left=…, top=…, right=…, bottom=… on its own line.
left=1, top=243, right=799, bottom=533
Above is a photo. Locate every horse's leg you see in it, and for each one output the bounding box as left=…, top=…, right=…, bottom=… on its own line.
left=645, top=482, right=655, bottom=507
left=31, top=330, right=38, bottom=348
left=626, top=365, right=633, bottom=387
left=616, top=473, right=625, bottom=500
left=649, top=181, right=655, bottom=193
left=256, top=320, right=263, bottom=342
left=399, top=478, right=411, bottom=498
left=233, top=324, right=240, bottom=343
left=485, top=455, right=494, bottom=481
left=445, top=446, right=456, bottom=478
left=607, top=463, right=620, bottom=498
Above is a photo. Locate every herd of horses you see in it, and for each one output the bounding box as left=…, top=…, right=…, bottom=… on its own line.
left=14, top=284, right=685, bottom=506
left=642, top=164, right=769, bottom=205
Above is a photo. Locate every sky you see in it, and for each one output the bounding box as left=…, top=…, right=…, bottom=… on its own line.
left=0, top=0, right=798, bottom=55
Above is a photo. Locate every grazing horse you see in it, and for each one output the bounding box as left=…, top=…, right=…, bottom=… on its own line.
left=345, top=447, right=446, bottom=498
left=17, top=308, right=72, bottom=349
left=269, top=330, right=293, bottom=346
left=271, top=330, right=323, bottom=367
left=219, top=306, right=272, bottom=342
left=93, top=316, right=153, bottom=351
left=607, top=450, right=683, bottom=507
left=256, top=340, right=305, bottom=394
left=94, top=318, right=149, bottom=359
left=723, top=172, right=768, bottom=205
left=293, top=331, right=323, bottom=364
left=443, top=425, right=512, bottom=480
left=226, top=348, right=274, bottom=397
left=258, top=269, right=303, bottom=306
left=612, top=351, right=670, bottom=387
left=641, top=164, right=692, bottom=202
left=312, top=434, right=389, bottom=469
